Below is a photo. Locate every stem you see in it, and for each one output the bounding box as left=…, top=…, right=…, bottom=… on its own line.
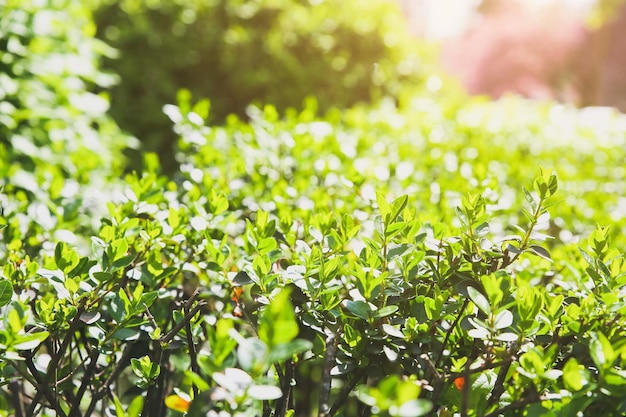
left=509, top=197, right=544, bottom=265
left=9, top=379, right=26, bottom=417
left=319, top=333, right=337, bottom=417
left=435, top=298, right=469, bottom=368
left=460, top=342, right=478, bottom=417
left=86, top=341, right=137, bottom=416
left=160, top=300, right=206, bottom=344
left=184, top=303, right=200, bottom=398
left=27, top=306, right=86, bottom=417
left=327, top=371, right=364, bottom=417
left=483, top=390, right=544, bottom=417
left=68, top=348, right=100, bottom=417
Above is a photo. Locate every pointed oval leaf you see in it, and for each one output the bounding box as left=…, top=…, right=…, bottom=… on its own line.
left=467, top=286, right=491, bottom=316
left=373, top=305, right=398, bottom=319
left=397, top=399, right=433, bottom=417
left=14, top=331, right=50, bottom=350
left=528, top=245, right=552, bottom=262
left=0, top=280, right=13, bottom=307
left=382, top=323, right=405, bottom=338
left=345, top=300, right=371, bottom=320
left=494, top=310, right=513, bottom=330
left=248, top=385, right=283, bottom=400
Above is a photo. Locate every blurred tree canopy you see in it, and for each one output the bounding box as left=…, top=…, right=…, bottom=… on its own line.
left=0, top=0, right=131, bottom=189
left=93, top=0, right=436, bottom=173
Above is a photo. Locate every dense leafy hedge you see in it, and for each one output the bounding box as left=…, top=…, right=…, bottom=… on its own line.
left=3, top=1, right=626, bottom=416
left=93, top=0, right=435, bottom=172
left=2, top=86, right=626, bottom=416
left=0, top=0, right=135, bottom=260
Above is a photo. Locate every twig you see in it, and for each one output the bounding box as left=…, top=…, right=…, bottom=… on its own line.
left=327, top=371, right=364, bottom=417
left=435, top=297, right=469, bottom=367
left=160, top=301, right=206, bottom=344
left=483, top=390, right=545, bottom=417
left=68, top=348, right=100, bottom=417
left=184, top=301, right=200, bottom=398
left=9, top=379, right=27, bottom=417
left=460, top=343, right=478, bottom=417
left=27, top=305, right=85, bottom=417
left=319, top=333, right=337, bottom=417
left=85, top=341, right=138, bottom=416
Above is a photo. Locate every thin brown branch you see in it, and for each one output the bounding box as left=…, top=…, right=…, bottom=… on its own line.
left=68, top=348, right=100, bottom=417
left=328, top=371, right=365, bottom=417
left=319, top=333, right=337, bottom=417
left=27, top=305, right=85, bottom=417
left=9, top=379, right=27, bottom=417
left=160, top=301, right=206, bottom=344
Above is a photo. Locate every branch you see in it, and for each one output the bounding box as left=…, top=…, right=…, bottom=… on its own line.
left=27, top=305, right=85, bottom=417
left=160, top=300, right=206, bottom=344
left=327, top=371, right=364, bottom=417
left=9, top=379, right=27, bottom=417
left=68, top=347, right=100, bottom=417
left=435, top=297, right=469, bottom=368
left=85, top=341, right=138, bottom=416
left=319, top=333, right=337, bottom=417
left=484, top=389, right=545, bottom=417
left=184, top=305, right=200, bottom=398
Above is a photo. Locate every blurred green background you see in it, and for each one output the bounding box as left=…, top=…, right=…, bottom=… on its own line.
left=93, top=0, right=437, bottom=173
left=3, top=0, right=626, bottom=177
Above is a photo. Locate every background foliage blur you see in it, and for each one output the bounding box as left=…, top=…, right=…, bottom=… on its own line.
left=93, top=0, right=438, bottom=173
left=2, top=1, right=626, bottom=416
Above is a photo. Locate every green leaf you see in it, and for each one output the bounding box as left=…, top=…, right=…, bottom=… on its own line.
left=397, top=399, right=432, bottom=417
left=494, top=310, right=513, bottom=330
left=110, top=238, right=129, bottom=263
left=112, top=328, right=140, bottom=341
left=168, top=207, right=180, bottom=229
left=578, top=247, right=595, bottom=265
left=131, top=355, right=160, bottom=381
left=475, top=222, right=490, bottom=237
left=390, top=195, right=408, bottom=222
left=0, top=280, right=13, bottom=307
left=387, top=243, right=412, bottom=260
left=210, top=190, right=229, bottom=215
left=112, top=393, right=128, bottom=417
left=385, top=222, right=406, bottom=239
left=112, top=254, right=135, bottom=270
left=467, top=286, right=491, bottom=316
left=140, top=291, right=159, bottom=309
left=13, top=331, right=50, bottom=350
left=268, top=339, right=314, bottom=363
left=127, top=396, right=144, bottom=417
left=247, top=384, right=283, bottom=400
left=382, top=324, right=405, bottom=338
left=373, top=305, right=398, bottom=319
left=528, top=245, right=552, bottom=262
left=590, top=331, right=614, bottom=369
left=54, top=242, right=80, bottom=273
left=345, top=300, right=372, bottom=320
left=253, top=255, right=271, bottom=277
left=232, top=271, right=254, bottom=285
left=257, top=237, right=277, bottom=254
left=376, top=191, right=391, bottom=218
left=563, top=358, right=585, bottom=391
left=258, top=289, right=299, bottom=347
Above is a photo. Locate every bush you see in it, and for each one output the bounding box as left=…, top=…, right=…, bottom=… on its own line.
left=93, top=0, right=435, bottom=172
left=1, top=88, right=626, bottom=416
left=0, top=0, right=134, bottom=258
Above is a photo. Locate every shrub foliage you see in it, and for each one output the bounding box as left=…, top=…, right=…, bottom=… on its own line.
left=2, top=1, right=626, bottom=417
left=2, top=89, right=626, bottom=416
left=93, top=0, right=433, bottom=171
